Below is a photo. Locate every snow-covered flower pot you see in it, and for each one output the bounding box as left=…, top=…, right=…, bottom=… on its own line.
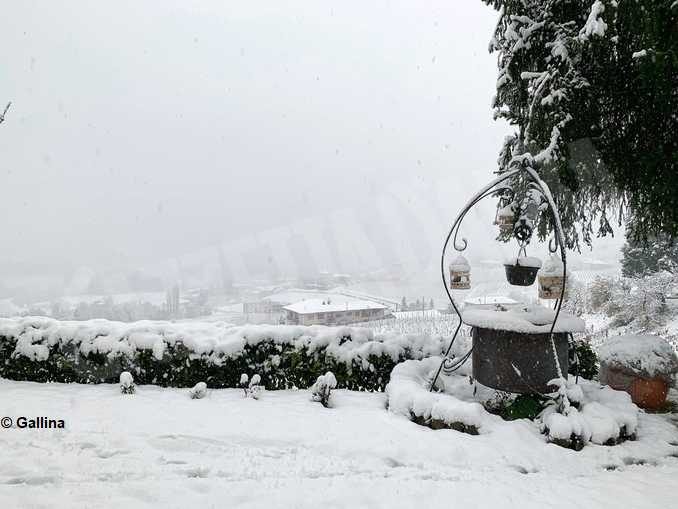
left=599, top=334, right=678, bottom=410
left=538, top=255, right=565, bottom=299
left=463, top=305, right=585, bottom=393
left=503, top=256, right=542, bottom=286
left=449, top=255, right=471, bottom=290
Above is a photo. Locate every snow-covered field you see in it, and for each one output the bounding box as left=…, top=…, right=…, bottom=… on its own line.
left=1, top=380, right=677, bottom=508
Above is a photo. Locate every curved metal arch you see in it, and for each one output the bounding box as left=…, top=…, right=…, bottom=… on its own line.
left=429, top=164, right=568, bottom=391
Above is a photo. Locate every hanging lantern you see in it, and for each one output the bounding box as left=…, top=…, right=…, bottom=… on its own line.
left=504, top=254, right=542, bottom=286
left=449, top=255, right=471, bottom=290
left=538, top=255, right=565, bottom=299
left=494, top=203, right=515, bottom=234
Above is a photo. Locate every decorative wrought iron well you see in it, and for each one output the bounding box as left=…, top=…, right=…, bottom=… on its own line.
left=430, top=163, right=579, bottom=396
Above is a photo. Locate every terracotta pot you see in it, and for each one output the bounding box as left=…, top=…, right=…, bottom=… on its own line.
left=630, top=377, right=668, bottom=410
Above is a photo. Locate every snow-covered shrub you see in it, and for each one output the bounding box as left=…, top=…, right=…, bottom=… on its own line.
left=388, top=357, right=639, bottom=450
left=539, top=377, right=638, bottom=450
left=609, top=273, right=674, bottom=330
left=239, top=373, right=249, bottom=396
left=0, top=318, right=446, bottom=391
left=562, top=278, right=587, bottom=316
left=588, top=276, right=614, bottom=313
left=485, top=393, right=546, bottom=421
left=568, top=340, right=598, bottom=380
left=119, top=371, right=135, bottom=394
left=189, top=381, right=207, bottom=399
left=386, top=358, right=495, bottom=435
left=310, top=371, right=337, bottom=408
left=241, top=373, right=264, bottom=399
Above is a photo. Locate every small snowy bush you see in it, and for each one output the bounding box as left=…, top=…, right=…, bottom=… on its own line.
left=568, top=340, right=598, bottom=380
left=310, top=371, right=337, bottom=408
left=189, top=381, right=207, bottom=399
left=119, top=371, right=135, bottom=394
left=239, top=373, right=249, bottom=396
left=241, top=373, right=264, bottom=399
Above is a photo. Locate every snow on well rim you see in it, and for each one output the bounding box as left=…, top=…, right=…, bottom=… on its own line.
left=462, top=305, right=585, bottom=334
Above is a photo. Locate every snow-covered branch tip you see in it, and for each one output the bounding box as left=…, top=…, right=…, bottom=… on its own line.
left=0, top=102, right=11, bottom=124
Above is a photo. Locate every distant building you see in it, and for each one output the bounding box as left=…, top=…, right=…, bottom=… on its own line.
left=243, top=289, right=332, bottom=315
left=166, top=285, right=180, bottom=317
left=283, top=299, right=387, bottom=326
left=463, top=295, right=522, bottom=311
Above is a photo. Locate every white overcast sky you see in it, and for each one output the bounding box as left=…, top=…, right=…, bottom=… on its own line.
left=3, top=0, right=518, bottom=283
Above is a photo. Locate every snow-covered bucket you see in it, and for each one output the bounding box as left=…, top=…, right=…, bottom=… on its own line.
left=504, top=256, right=542, bottom=286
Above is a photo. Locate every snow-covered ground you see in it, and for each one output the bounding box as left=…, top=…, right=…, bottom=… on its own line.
left=1, top=380, right=677, bottom=508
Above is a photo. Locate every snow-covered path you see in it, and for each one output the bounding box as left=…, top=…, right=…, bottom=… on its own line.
left=1, top=380, right=677, bottom=508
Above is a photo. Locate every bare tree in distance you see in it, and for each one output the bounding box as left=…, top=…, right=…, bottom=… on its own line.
left=0, top=102, right=11, bottom=125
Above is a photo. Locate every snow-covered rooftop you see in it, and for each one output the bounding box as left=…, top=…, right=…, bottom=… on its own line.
left=284, top=299, right=386, bottom=315
left=263, top=289, right=336, bottom=305
left=463, top=296, right=519, bottom=306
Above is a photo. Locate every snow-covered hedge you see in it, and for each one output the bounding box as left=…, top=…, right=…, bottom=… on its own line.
left=0, top=317, right=446, bottom=390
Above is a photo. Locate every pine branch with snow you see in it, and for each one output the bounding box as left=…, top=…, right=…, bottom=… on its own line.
left=483, top=0, right=678, bottom=245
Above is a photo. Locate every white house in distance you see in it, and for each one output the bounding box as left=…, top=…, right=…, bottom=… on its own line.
left=463, top=295, right=522, bottom=311
left=283, top=298, right=388, bottom=326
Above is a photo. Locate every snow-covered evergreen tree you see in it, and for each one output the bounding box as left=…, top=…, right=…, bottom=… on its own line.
left=483, top=0, right=678, bottom=246
left=621, top=233, right=678, bottom=277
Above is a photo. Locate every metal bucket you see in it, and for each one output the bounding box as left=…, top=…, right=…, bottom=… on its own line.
left=504, top=264, right=539, bottom=286
left=472, top=327, right=569, bottom=394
